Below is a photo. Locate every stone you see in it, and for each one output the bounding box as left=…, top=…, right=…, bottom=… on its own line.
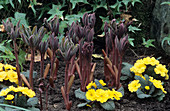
left=151, top=0, right=170, bottom=55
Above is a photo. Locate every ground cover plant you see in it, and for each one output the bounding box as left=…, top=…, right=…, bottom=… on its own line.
left=0, top=0, right=170, bottom=111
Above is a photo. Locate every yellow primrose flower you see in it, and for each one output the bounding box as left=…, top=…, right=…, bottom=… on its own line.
left=22, top=88, right=36, bottom=98
left=86, top=81, right=97, bottom=89
left=149, top=57, right=159, bottom=66
left=106, top=90, right=114, bottom=100
left=154, top=64, right=168, bottom=77
left=136, top=59, right=144, bottom=64
left=0, top=71, right=7, bottom=82
left=4, top=64, right=16, bottom=71
left=0, top=63, right=4, bottom=71
left=111, top=89, right=123, bottom=100
left=96, top=89, right=108, bottom=103
left=135, top=73, right=146, bottom=80
left=5, top=94, right=14, bottom=100
left=165, top=74, right=169, bottom=80
left=149, top=77, right=167, bottom=94
left=128, top=80, right=141, bottom=92
left=145, top=86, right=150, bottom=90
left=130, top=63, right=146, bottom=74
left=142, top=57, right=151, bottom=65
left=99, top=80, right=106, bottom=86
left=6, top=70, right=18, bottom=83
left=86, top=89, right=96, bottom=101
left=0, top=89, right=10, bottom=96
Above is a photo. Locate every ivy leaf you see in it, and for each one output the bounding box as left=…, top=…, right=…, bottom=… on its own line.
left=47, top=4, right=64, bottom=21
left=136, top=89, right=151, bottom=99
left=70, top=0, right=88, bottom=10
left=131, top=0, right=142, bottom=6
left=142, top=38, right=155, bottom=48
left=110, top=0, right=122, bottom=12
left=0, top=5, right=3, bottom=10
left=128, top=25, right=141, bottom=33
left=100, top=100, right=115, bottom=111
left=128, top=37, right=135, bottom=47
left=121, top=0, right=129, bottom=11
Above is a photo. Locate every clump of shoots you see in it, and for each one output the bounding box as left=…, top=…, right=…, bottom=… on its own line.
left=103, top=19, right=132, bottom=89
left=2, top=19, right=22, bottom=86
left=20, top=25, right=47, bottom=90
left=59, top=37, right=79, bottom=110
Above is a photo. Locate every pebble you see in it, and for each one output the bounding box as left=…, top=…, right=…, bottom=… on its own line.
left=122, top=99, right=129, bottom=104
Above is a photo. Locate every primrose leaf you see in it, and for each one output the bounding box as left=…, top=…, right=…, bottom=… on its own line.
left=27, top=97, right=38, bottom=107
left=0, top=107, right=5, bottom=111
left=94, top=79, right=103, bottom=89
left=136, top=89, right=151, bottom=99
left=16, top=95, right=27, bottom=107
left=77, top=102, right=88, bottom=107
left=135, top=75, right=147, bottom=88
left=22, top=70, right=37, bottom=79
left=128, top=25, right=141, bottom=33
left=75, top=88, right=87, bottom=100
left=152, top=89, right=163, bottom=97
left=28, top=107, right=40, bottom=111
left=117, top=86, right=124, bottom=96
left=156, top=93, right=165, bottom=101
left=100, top=100, right=115, bottom=111
left=121, top=62, right=133, bottom=78
left=149, top=85, right=155, bottom=95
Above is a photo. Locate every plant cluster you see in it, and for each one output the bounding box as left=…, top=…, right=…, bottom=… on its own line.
left=122, top=57, right=169, bottom=101
left=0, top=85, right=38, bottom=110
left=75, top=79, right=123, bottom=110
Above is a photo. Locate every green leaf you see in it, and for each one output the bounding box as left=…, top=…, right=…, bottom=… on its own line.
left=15, top=95, right=27, bottom=107
left=156, top=93, right=165, bottom=101
left=100, top=100, right=115, bottom=111
left=28, top=107, right=40, bottom=111
left=121, top=0, right=129, bottom=11
left=47, top=4, right=64, bottom=21
left=152, top=89, right=163, bottom=97
left=142, top=38, right=155, bottom=48
left=149, top=85, right=155, bottom=95
left=131, top=0, right=142, bottom=6
left=94, top=79, right=103, bottom=89
left=128, top=37, right=135, bottom=47
left=77, top=103, right=88, bottom=107
left=0, top=107, right=5, bottom=111
left=22, top=70, right=37, bottom=79
left=120, top=76, right=129, bottom=80
left=9, top=0, right=14, bottom=8
left=161, top=2, right=170, bottom=5
left=117, top=86, right=124, bottom=96
left=136, top=89, right=151, bottom=99
left=161, top=35, right=170, bottom=49
left=27, top=97, right=38, bottom=107
left=0, top=5, right=3, bottom=9
left=75, top=88, right=86, bottom=100
left=110, top=0, right=122, bottom=12
left=128, top=25, right=141, bottom=33
left=18, top=0, right=21, bottom=4
left=65, top=13, right=84, bottom=25
left=134, top=75, right=146, bottom=89
left=121, top=62, right=133, bottom=77
left=70, top=0, right=88, bottom=10
left=0, top=104, right=30, bottom=111
left=18, top=49, right=26, bottom=71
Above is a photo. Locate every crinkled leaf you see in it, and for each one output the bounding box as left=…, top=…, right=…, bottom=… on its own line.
left=75, top=88, right=86, bottom=100
left=94, top=79, right=103, bottom=89
left=149, top=85, right=155, bottom=95
left=136, top=89, right=151, bottom=99
left=100, top=100, right=115, bottom=111
left=27, top=97, right=38, bottom=107
left=77, top=102, right=88, bottom=107
left=152, top=89, right=163, bottom=97
left=156, top=93, right=165, bottom=101
left=134, top=75, right=146, bottom=88
left=117, top=86, right=124, bottom=96
left=121, top=62, right=133, bottom=78
left=28, top=107, right=40, bottom=111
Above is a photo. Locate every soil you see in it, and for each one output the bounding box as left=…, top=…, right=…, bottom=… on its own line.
left=24, top=46, right=170, bottom=111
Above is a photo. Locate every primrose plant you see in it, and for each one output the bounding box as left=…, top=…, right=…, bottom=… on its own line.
left=122, top=57, right=169, bottom=101
left=103, top=19, right=132, bottom=90
left=59, top=37, right=79, bottom=110
left=75, top=79, right=124, bottom=110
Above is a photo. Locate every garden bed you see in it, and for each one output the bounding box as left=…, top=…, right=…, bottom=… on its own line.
left=29, top=47, right=170, bottom=111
